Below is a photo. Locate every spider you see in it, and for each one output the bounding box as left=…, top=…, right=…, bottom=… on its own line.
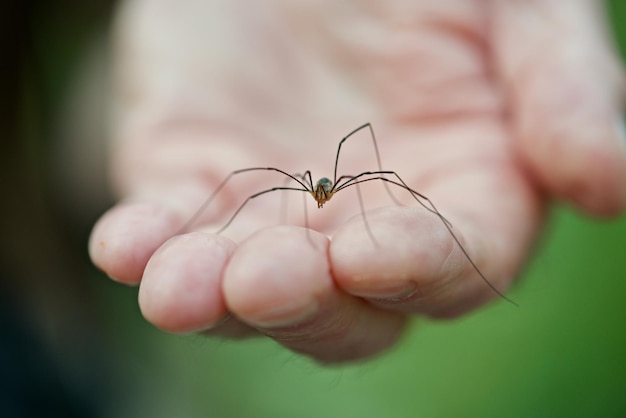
left=178, top=123, right=517, bottom=306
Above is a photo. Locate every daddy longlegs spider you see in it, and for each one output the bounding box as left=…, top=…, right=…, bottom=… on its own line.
left=178, top=123, right=517, bottom=306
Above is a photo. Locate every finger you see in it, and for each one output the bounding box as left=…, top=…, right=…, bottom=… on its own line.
left=88, top=201, right=183, bottom=284
left=88, top=177, right=228, bottom=284
left=222, top=226, right=407, bottom=364
left=138, top=232, right=237, bottom=333
left=331, top=207, right=513, bottom=318
left=491, top=0, right=626, bottom=215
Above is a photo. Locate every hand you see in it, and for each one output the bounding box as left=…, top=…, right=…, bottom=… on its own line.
left=89, top=1, right=626, bottom=363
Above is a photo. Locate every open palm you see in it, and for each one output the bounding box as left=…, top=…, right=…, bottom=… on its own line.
left=90, top=1, right=625, bottom=363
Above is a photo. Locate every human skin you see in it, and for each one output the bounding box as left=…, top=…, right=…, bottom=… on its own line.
left=89, top=0, right=626, bottom=364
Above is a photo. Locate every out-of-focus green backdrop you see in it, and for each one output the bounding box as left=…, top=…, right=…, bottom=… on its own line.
left=10, top=1, right=626, bottom=417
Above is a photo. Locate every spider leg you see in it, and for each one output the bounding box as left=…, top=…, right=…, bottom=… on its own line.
left=327, top=173, right=380, bottom=248
left=177, top=167, right=311, bottom=234
left=336, top=171, right=453, bottom=229
left=331, top=123, right=402, bottom=207
left=216, top=186, right=309, bottom=235
left=336, top=172, right=517, bottom=306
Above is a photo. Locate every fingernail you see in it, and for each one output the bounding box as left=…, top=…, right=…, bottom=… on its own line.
left=250, top=300, right=319, bottom=328
left=350, top=281, right=418, bottom=300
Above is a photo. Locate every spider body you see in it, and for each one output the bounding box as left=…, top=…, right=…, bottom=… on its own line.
left=313, top=177, right=334, bottom=208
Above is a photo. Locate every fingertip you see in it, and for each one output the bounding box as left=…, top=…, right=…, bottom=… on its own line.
left=520, top=68, right=626, bottom=215
left=88, top=202, right=183, bottom=285
left=512, top=42, right=626, bottom=214
left=492, top=0, right=626, bottom=216
left=331, top=207, right=457, bottom=300
left=223, top=225, right=407, bottom=362
left=518, top=112, right=626, bottom=216
left=223, top=226, right=331, bottom=327
left=331, top=207, right=512, bottom=316
left=139, top=232, right=235, bottom=333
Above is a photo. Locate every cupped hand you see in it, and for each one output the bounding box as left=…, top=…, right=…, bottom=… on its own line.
left=89, top=0, right=625, bottom=363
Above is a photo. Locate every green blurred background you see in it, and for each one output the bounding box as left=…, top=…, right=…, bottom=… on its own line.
left=3, top=1, right=626, bottom=417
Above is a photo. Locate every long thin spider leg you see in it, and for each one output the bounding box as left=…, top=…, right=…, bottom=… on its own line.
left=337, top=174, right=452, bottom=228
left=302, top=170, right=314, bottom=191
left=335, top=171, right=453, bottom=229
left=279, top=178, right=293, bottom=225
left=296, top=171, right=314, bottom=231
left=281, top=170, right=314, bottom=223
left=176, top=167, right=311, bottom=234
left=326, top=172, right=380, bottom=247
left=300, top=189, right=316, bottom=246
left=216, top=186, right=309, bottom=235
left=280, top=171, right=316, bottom=245
left=330, top=123, right=402, bottom=206
left=353, top=180, right=379, bottom=248
left=332, top=123, right=370, bottom=185
left=337, top=174, right=518, bottom=306
left=234, top=167, right=311, bottom=190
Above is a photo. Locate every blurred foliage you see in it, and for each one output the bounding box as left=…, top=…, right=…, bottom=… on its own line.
left=8, top=1, right=626, bottom=417
left=608, top=0, right=626, bottom=58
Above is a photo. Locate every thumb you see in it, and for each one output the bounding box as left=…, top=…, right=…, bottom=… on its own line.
left=492, top=0, right=626, bottom=216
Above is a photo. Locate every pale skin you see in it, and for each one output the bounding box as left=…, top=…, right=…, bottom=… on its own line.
left=89, top=0, right=626, bottom=363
